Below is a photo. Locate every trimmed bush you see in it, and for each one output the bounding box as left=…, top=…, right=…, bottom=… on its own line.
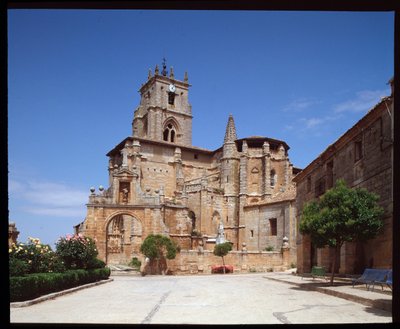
left=10, top=268, right=110, bottom=302
left=128, top=257, right=141, bottom=270
left=9, top=258, right=29, bottom=277
left=86, top=258, right=106, bottom=269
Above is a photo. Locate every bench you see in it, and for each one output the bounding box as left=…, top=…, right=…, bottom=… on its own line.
left=301, top=266, right=327, bottom=281
left=385, top=270, right=392, bottom=290
left=352, top=268, right=390, bottom=291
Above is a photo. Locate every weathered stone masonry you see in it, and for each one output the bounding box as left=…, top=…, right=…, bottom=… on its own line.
left=75, top=64, right=299, bottom=273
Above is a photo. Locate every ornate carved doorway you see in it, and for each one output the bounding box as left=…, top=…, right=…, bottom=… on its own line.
left=106, top=214, right=143, bottom=264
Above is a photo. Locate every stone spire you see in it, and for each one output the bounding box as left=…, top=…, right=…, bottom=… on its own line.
left=155, top=64, right=159, bottom=75
left=184, top=71, right=188, bottom=83
left=161, top=58, right=167, bottom=76
left=169, top=67, right=174, bottom=79
left=224, top=114, right=238, bottom=143
left=148, top=68, right=152, bottom=80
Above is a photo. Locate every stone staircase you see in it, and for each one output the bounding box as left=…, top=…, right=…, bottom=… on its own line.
left=107, top=264, right=141, bottom=276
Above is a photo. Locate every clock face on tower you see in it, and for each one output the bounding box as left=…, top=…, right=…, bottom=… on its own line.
left=168, top=84, right=176, bottom=93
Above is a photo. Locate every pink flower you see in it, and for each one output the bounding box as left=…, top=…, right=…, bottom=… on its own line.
left=66, top=234, right=72, bottom=241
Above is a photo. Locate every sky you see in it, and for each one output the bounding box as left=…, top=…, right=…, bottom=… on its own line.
left=7, top=10, right=394, bottom=247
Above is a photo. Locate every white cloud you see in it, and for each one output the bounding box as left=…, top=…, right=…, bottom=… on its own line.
left=334, top=89, right=389, bottom=113
left=22, top=206, right=85, bottom=218
left=9, top=179, right=88, bottom=218
left=282, top=98, right=320, bottom=112
left=301, top=117, right=323, bottom=129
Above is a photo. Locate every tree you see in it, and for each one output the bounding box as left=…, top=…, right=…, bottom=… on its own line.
left=140, top=234, right=178, bottom=274
left=299, top=179, right=384, bottom=285
left=213, top=242, right=232, bottom=274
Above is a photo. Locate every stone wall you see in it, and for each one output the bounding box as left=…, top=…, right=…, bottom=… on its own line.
left=166, top=248, right=292, bottom=274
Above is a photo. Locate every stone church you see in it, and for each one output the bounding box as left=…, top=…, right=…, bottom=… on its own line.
left=75, top=63, right=299, bottom=272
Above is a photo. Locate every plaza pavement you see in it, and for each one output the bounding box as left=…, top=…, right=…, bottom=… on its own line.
left=10, top=271, right=392, bottom=324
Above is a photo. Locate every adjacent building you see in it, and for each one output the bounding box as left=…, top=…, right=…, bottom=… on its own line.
left=293, top=79, right=394, bottom=274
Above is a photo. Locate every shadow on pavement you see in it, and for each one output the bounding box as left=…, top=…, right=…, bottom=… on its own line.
left=363, top=303, right=393, bottom=318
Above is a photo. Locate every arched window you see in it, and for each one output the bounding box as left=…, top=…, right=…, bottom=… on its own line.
left=188, top=211, right=196, bottom=231
left=270, top=169, right=277, bottom=187
left=163, top=123, right=177, bottom=143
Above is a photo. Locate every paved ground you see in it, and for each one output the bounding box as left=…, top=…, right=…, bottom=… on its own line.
left=10, top=272, right=392, bottom=324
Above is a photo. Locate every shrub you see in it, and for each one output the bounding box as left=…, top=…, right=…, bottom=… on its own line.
left=9, top=258, right=29, bottom=277
left=264, top=246, right=274, bottom=251
left=86, top=258, right=106, bottom=269
left=56, top=234, right=98, bottom=269
left=128, top=257, right=141, bottom=270
left=9, top=237, right=64, bottom=275
left=10, top=268, right=111, bottom=302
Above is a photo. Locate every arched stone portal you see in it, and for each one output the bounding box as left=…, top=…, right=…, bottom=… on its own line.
left=106, top=214, right=143, bottom=264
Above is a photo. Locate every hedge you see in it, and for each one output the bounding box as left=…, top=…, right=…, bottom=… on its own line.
left=10, top=268, right=110, bottom=302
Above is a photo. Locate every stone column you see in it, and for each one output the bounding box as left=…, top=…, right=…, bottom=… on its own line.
left=174, top=147, right=184, bottom=192
left=263, top=141, right=271, bottom=196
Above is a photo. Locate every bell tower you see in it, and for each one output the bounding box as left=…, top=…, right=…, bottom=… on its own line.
left=132, top=60, right=193, bottom=146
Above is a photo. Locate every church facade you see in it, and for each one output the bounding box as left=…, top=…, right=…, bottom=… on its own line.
left=75, top=64, right=299, bottom=273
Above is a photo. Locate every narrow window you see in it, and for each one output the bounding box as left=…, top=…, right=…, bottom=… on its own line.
left=326, top=161, right=334, bottom=189
left=168, top=92, right=175, bottom=105
left=307, top=176, right=312, bottom=193
left=270, top=169, right=276, bottom=187
left=269, top=218, right=277, bottom=236
left=250, top=230, right=254, bottom=238
left=163, top=129, right=169, bottom=141
left=355, top=140, right=363, bottom=162
left=170, top=130, right=175, bottom=143
left=315, top=178, right=326, bottom=197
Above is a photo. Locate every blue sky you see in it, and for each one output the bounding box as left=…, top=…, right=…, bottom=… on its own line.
left=8, top=10, right=394, bottom=247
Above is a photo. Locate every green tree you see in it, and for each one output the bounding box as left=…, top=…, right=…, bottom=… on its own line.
left=299, top=179, right=384, bottom=285
left=213, top=242, right=232, bottom=274
left=140, top=234, right=178, bottom=274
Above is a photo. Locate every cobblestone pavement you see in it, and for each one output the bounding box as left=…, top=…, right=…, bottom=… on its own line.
left=10, top=273, right=392, bottom=324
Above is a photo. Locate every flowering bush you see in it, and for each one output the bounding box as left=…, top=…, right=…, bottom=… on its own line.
left=9, top=237, right=65, bottom=276
left=55, top=234, right=99, bottom=269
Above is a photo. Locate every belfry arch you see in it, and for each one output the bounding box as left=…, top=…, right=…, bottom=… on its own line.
left=163, top=118, right=180, bottom=143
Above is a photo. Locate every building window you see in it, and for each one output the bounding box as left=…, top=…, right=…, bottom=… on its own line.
left=269, top=218, right=277, bottom=236
left=355, top=140, right=363, bottom=162
left=163, top=123, right=176, bottom=143
left=194, top=154, right=198, bottom=159
left=326, top=161, right=334, bottom=189
left=307, top=176, right=312, bottom=193
left=315, top=177, right=326, bottom=197
left=270, top=169, right=276, bottom=187
left=168, top=92, right=175, bottom=105
left=250, top=230, right=254, bottom=238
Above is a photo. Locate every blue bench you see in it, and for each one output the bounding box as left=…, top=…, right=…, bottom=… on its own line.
left=386, top=270, right=392, bottom=290
left=352, top=268, right=390, bottom=291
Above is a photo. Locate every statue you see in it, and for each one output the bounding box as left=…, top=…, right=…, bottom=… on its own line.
left=216, top=222, right=226, bottom=245
left=120, top=146, right=129, bottom=168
